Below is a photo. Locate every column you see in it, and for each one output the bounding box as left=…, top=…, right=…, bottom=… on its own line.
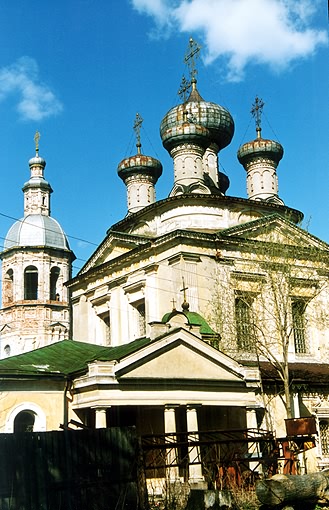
left=246, top=406, right=260, bottom=473
left=186, top=405, right=203, bottom=483
left=164, top=405, right=179, bottom=480
left=95, top=408, right=107, bottom=429
left=293, top=393, right=300, bottom=418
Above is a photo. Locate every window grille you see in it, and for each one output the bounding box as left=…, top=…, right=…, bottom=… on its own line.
left=320, top=420, right=329, bottom=455
left=235, top=296, right=254, bottom=351
left=292, top=300, right=307, bottom=354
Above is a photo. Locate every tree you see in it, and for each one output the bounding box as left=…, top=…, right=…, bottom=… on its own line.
left=208, top=216, right=329, bottom=421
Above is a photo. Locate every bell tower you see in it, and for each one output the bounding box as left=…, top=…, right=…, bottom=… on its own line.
left=0, top=133, right=75, bottom=357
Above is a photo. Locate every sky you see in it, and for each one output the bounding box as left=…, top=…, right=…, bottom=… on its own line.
left=0, top=0, right=328, bottom=275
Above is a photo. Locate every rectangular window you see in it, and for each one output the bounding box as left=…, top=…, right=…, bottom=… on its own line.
left=292, top=300, right=307, bottom=354
left=136, top=302, right=146, bottom=337
left=235, top=295, right=254, bottom=351
left=98, top=311, right=111, bottom=346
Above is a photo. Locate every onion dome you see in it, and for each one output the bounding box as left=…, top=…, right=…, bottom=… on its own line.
left=237, top=137, right=283, bottom=167
left=24, top=144, right=51, bottom=193
left=118, top=154, right=162, bottom=182
left=28, top=153, right=46, bottom=169
left=160, top=79, right=234, bottom=152
left=237, top=97, right=284, bottom=204
left=4, top=215, right=70, bottom=251
left=118, top=114, right=163, bottom=214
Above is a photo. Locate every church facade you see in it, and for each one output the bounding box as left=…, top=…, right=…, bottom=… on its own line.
left=1, top=44, right=329, bottom=485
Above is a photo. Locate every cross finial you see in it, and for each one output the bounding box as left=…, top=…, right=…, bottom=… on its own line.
left=180, top=277, right=189, bottom=311
left=34, top=130, right=40, bottom=155
left=133, top=113, right=143, bottom=154
left=171, top=298, right=176, bottom=311
left=251, top=96, right=265, bottom=139
left=184, top=37, right=201, bottom=84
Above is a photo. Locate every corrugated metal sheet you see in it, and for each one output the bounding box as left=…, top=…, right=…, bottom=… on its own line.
left=0, top=427, right=145, bottom=510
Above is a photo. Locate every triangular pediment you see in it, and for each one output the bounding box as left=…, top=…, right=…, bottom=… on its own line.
left=221, top=214, right=329, bottom=250
left=78, top=231, right=151, bottom=274
left=115, top=328, right=256, bottom=384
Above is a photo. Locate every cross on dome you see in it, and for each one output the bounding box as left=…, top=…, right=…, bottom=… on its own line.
left=133, top=113, right=143, bottom=154
left=184, top=37, right=201, bottom=83
left=34, top=130, right=41, bottom=155
left=180, top=277, right=189, bottom=311
left=251, top=96, right=265, bottom=139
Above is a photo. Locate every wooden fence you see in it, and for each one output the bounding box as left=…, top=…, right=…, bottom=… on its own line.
left=0, top=427, right=146, bottom=510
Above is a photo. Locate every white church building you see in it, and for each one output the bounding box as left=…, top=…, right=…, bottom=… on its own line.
left=0, top=42, right=329, bottom=486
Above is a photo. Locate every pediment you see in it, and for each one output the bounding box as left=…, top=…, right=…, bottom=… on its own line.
left=221, top=214, right=329, bottom=250
left=78, top=231, right=151, bottom=273
left=115, top=328, right=253, bottom=384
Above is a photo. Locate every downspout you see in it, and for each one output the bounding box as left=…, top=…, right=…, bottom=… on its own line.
left=63, top=376, right=73, bottom=428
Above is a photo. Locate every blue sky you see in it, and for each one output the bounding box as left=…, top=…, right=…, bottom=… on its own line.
left=0, top=0, right=328, bottom=275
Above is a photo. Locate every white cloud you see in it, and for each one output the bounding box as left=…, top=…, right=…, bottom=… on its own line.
left=131, top=0, right=328, bottom=81
left=0, top=57, right=63, bottom=121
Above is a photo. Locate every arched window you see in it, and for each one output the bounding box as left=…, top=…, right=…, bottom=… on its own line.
left=6, top=403, right=46, bottom=433
left=14, top=410, right=35, bottom=433
left=50, top=267, right=60, bottom=301
left=24, top=265, right=38, bottom=300
left=4, top=269, right=14, bottom=304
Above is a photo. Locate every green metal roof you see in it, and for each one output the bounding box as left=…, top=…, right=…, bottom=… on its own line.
left=0, top=337, right=152, bottom=377
left=161, top=310, right=216, bottom=336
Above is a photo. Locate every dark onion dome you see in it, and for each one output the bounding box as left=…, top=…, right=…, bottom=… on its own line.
left=117, top=154, right=163, bottom=181
left=237, top=137, right=283, bottom=166
left=160, top=79, right=235, bottom=152
left=218, top=171, right=230, bottom=194
left=3, top=215, right=70, bottom=251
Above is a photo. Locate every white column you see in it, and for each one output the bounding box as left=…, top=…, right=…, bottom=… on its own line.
left=95, top=408, right=107, bottom=429
left=164, top=405, right=179, bottom=480
left=186, top=405, right=203, bottom=483
left=293, top=393, right=300, bottom=418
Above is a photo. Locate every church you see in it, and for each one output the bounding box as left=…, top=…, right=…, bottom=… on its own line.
left=0, top=40, right=329, bottom=487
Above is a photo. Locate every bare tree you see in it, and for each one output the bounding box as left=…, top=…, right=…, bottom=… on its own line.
left=208, top=219, right=329, bottom=420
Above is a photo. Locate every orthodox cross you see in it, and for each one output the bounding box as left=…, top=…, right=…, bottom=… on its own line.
left=34, top=130, right=40, bottom=155
left=184, top=37, right=201, bottom=83
left=171, top=298, right=176, bottom=311
left=133, top=113, right=143, bottom=154
left=251, top=96, right=264, bottom=138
